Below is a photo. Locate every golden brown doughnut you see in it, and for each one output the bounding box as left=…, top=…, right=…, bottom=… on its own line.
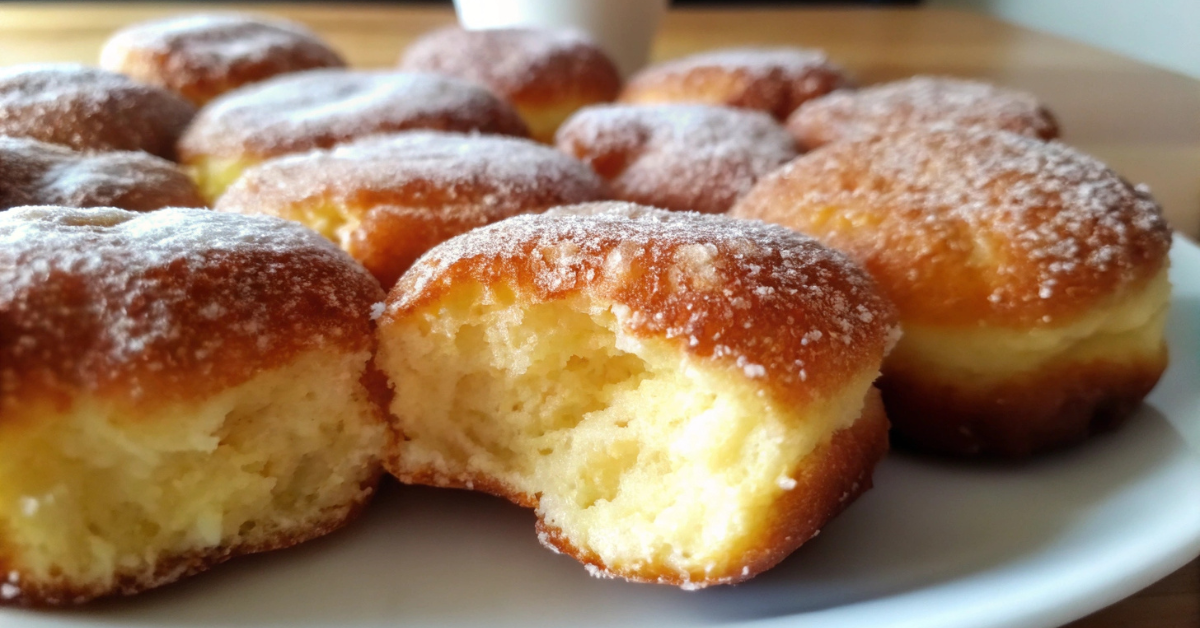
left=400, top=26, right=622, bottom=143
left=376, top=202, right=897, bottom=587
left=619, top=47, right=851, bottom=121
left=787, top=76, right=1060, bottom=151
left=177, top=69, right=531, bottom=202
left=215, top=130, right=611, bottom=288
left=0, top=136, right=204, bottom=211
left=0, top=206, right=387, bottom=605
left=100, top=13, right=346, bottom=106
left=0, top=64, right=196, bottom=159
left=555, top=104, right=797, bottom=214
left=732, top=126, right=1172, bottom=457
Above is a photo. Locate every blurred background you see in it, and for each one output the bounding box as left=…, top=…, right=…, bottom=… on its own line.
left=378, top=0, right=1199, bottom=79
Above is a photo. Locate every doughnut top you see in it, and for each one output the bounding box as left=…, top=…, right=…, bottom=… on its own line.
left=100, top=13, right=346, bottom=105
left=787, top=76, right=1060, bottom=150
left=385, top=202, right=898, bottom=406
left=218, top=130, right=608, bottom=215
left=0, top=64, right=196, bottom=159
left=399, top=26, right=621, bottom=106
left=620, top=47, right=851, bottom=120
left=0, top=136, right=204, bottom=211
left=177, top=70, right=530, bottom=162
left=732, top=126, right=1171, bottom=327
left=0, top=206, right=384, bottom=411
left=556, top=104, right=797, bottom=213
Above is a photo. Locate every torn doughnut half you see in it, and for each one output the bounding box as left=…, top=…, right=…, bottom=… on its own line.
left=376, top=202, right=898, bottom=588
left=0, top=206, right=387, bottom=605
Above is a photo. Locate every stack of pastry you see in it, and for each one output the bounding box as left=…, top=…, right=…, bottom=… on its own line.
left=0, top=9, right=1173, bottom=608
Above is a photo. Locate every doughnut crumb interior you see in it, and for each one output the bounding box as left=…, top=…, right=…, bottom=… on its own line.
left=377, top=203, right=897, bottom=587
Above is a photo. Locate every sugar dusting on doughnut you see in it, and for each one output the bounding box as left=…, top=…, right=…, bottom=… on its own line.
left=620, top=47, right=851, bottom=120
left=100, top=13, right=346, bottom=105
left=177, top=70, right=530, bottom=161
left=400, top=27, right=620, bottom=105
left=734, top=125, right=1171, bottom=326
left=556, top=104, right=797, bottom=213
left=223, top=131, right=608, bottom=215
left=387, top=202, right=898, bottom=406
left=646, top=47, right=838, bottom=82
left=216, top=131, right=611, bottom=286
left=788, top=76, right=1059, bottom=149
left=0, top=64, right=195, bottom=159
left=0, top=136, right=203, bottom=211
left=0, top=206, right=382, bottom=407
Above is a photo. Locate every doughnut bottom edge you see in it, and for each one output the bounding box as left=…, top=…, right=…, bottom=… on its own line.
left=881, top=350, right=1168, bottom=458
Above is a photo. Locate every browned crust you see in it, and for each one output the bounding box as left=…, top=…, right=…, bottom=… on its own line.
left=384, top=202, right=897, bottom=409
left=177, top=70, right=530, bottom=164
left=0, top=470, right=382, bottom=607
left=619, top=49, right=851, bottom=121
left=554, top=104, right=797, bottom=214
left=881, top=348, right=1168, bottom=458
left=399, top=26, right=621, bottom=110
left=215, top=132, right=611, bottom=289
left=786, top=77, right=1059, bottom=151
left=0, top=206, right=385, bottom=413
left=100, top=13, right=346, bottom=106
left=730, top=127, right=1172, bottom=327
left=0, top=64, right=196, bottom=160
left=0, top=137, right=204, bottom=212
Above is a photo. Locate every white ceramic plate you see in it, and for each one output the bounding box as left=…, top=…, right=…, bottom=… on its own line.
left=8, top=239, right=1200, bottom=628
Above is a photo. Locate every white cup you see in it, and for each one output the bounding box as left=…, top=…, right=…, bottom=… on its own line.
left=453, top=0, right=669, bottom=77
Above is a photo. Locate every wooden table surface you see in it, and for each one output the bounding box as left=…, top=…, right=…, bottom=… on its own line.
left=0, top=4, right=1197, bottom=628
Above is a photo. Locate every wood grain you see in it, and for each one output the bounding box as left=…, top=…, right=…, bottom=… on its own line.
left=0, top=4, right=1195, bottom=627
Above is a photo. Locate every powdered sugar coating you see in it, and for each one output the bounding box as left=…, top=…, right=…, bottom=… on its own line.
left=386, top=202, right=897, bottom=406
left=787, top=76, right=1060, bottom=150
left=100, top=13, right=345, bottom=106
left=216, top=130, right=611, bottom=287
left=0, top=136, right=203, bottom=211
left=177, top=70, right=529, bottom=162
left=556, top=104, right=797, bottom=213
left=620, top=47, right=851, bottom=120
left=0, top=206, right=384, bottom=410
left=0, top=64, right=196, bottom=159
left=732, top=126, right=1171, bottom=326
left=399, top=26, right=620, bottom=107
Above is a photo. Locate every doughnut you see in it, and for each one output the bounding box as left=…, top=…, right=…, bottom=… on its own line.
left=215, top=131, right=609, bottom=288
left=0, top=136, right=204, bottom=212
left=555, top=104, right=797, bottom=214
left=375, top=202, right=897, bottom=587
left=177, top=69, right=530, bottom=202
left=732, top=126, right=1172, bottom=457
left=0, top=64, right=195, bottom=159
left=400, top=27, right=622, bottom=143
left=787, top=76, right=1060, bottom=151
left=0, top=206, right=387, bottom=605
left=100, top=13, right=346, bottom=106
left=619, top=48, right=850, bottom=121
